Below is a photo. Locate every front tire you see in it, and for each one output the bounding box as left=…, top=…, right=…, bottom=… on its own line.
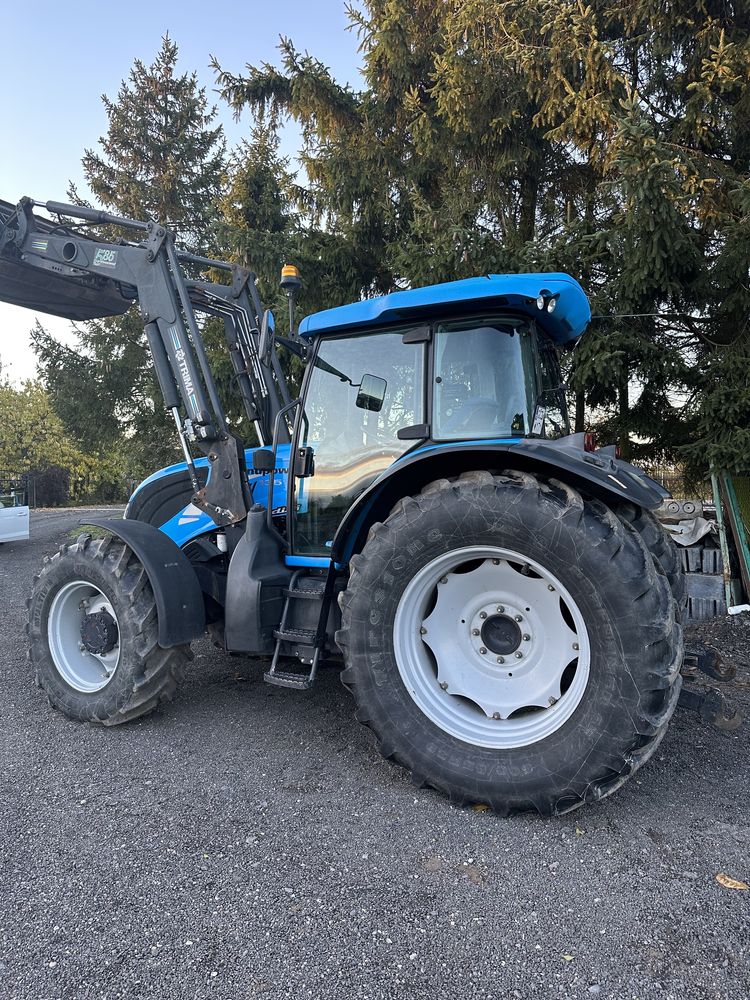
left=27, top=533, right=190, bottom=725
left=337, top=472, right=683, bottom=815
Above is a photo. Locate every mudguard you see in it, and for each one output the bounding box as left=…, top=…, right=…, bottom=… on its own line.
left=83, top=518, right=205, bottom=647
left=331, top=435, right=666, bottom=564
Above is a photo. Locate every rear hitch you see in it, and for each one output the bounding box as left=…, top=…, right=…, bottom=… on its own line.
left=679, top=641, right=741, bottom=731
left=678, top=683, right=742, bottom=732
left=682, top=642, right=737, bottom=683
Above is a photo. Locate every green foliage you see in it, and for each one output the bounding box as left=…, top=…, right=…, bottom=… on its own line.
left=26, top=6, right=750, bottom=485
left=0, top=379, right=124, bottom=503
left=214, top=1, right=750, bottom=473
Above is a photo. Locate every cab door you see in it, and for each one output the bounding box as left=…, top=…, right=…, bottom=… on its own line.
left=290, top=329, right=426, bottom=559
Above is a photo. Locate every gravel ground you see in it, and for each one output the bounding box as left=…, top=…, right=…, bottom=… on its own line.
left=1, top=510, right=749, bottom=1000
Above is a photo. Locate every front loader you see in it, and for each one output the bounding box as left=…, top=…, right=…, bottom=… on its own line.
left=1, top=196, right=687, bottom=814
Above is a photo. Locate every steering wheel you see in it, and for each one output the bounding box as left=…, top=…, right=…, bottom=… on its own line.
left=441, top=397, right=503, bottom=436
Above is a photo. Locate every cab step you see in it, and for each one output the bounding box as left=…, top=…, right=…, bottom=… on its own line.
left=263, top=658, right=319, bottom=691
left=264, top=571, right=329, bottom=691
left=282, top=586, right=325, bottom=601
left=272, top=626, right=317, bottom=644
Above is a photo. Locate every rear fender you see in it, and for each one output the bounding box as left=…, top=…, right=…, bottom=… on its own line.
left=330, top=437, right=664, bottom=565
left=83, top=518, right=205, bottom=647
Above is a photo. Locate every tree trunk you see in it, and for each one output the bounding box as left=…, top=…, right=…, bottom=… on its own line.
left=618, top=366, right=630, bottom=459
left=574, top=389, right=585, bottom=434
left=519, top=167, right=538, bottom=244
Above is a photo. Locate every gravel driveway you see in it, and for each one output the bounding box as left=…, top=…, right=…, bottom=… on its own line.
left=1, top=510, right=749, bottom=1000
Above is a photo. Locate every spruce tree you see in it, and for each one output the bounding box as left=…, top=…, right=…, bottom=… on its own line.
left=83, top=33, right=225, bottom=251
left=215, top=1, right=750, bottom=472
left=34, top=36, right=226, bottom=479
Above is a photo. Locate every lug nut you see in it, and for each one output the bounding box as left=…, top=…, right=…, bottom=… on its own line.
left=440, top=681, right=448, bottom=690
left=479, top=611, right=487, bottom=619
left=479, top=647, right=487, bottom=655
left=472, top=628, right=480, bottom=636
left=420, top=626, right=427, bottom=635
left=440, top=576, right=448, bottom=584
left=548, top=696, right=557, bottom=706
left=496, top=656, right=505, bottom=664
left=515, top=651, right=523, bottom=659
left=492, top=559, right=500, bottom=565
left=572, top=642, right=579, bottom=650
left=548, top=584, right=555, bottom=591
left=522, top=634, right=530, bottom=641
left=496, top=605, right=505, bottom=613
left=515, top=614, right=523, bottom=622
left=492, top=712, right=501, bottom=720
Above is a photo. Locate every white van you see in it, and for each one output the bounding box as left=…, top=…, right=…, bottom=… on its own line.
left=0, top=477, right=29, bottom=542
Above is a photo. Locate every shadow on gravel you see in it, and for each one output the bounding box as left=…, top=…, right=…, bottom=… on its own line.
left=3, top=510, right=750, bottom=1000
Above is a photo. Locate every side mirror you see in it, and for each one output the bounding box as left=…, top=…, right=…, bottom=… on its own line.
left=355, top=374, right=387, bottom=413
left=258, top=309, right=275, bottom=364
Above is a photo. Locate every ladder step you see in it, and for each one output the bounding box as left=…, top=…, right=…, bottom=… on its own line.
left=282, top=586, right=326, bottom=601
left=273, top=626, right=318, bottom=645
left=263, top=668, right=314, bottom=690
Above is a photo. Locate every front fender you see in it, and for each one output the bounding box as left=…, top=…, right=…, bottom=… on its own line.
left=330, top=438, right=664, bottom=564
left=83, top=518, right=205, bottom=647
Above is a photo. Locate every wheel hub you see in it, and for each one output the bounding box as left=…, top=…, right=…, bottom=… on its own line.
left=47, top=580, right=121, bottom=693
left=80, top=610, right=119, bottom=655
left=480, top=614, right=522, bottom=656
left=393, top=546, right=591, bottom=749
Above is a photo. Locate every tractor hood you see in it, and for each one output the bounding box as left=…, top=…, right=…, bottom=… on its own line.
left=298, top=273, right=591, bottom=346
left=0, top=198, right=135, bottom=321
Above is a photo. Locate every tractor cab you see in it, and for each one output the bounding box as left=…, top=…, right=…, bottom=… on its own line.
left=285, top=274, right=588, bottom=560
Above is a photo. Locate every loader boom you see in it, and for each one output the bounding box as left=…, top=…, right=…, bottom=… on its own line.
left=0, top=197, right=289, bottom=527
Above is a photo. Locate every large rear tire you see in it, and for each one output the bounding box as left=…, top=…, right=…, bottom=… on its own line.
left=337, top=471, right=683, bottom=815
left=27, top=533, right=190, bottom=725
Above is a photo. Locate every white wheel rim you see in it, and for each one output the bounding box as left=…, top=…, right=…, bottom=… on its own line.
left=393, top=546, right=591, bottom=749
left=47, top=580, right=121, bottom=693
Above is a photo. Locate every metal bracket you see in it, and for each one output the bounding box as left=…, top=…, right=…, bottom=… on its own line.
left=192, top=434, right=251, bottom=528
left=230, top=265, right=253, bottom=299
left=144, top=222, right=168, bottom=262
left=682, top=642, right=737, bottom=684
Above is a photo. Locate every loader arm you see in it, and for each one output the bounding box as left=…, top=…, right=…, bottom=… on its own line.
left=0, top=196, right=287, bottom=526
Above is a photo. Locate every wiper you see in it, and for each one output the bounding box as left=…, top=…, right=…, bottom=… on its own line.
left=314, top=356, right=358, bottom=386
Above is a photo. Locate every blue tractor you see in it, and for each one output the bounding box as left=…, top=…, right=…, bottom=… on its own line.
left=2, top=197, right=684, bottom=814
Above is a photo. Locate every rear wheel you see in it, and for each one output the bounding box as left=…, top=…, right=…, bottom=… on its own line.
left=337, top=471, right=683, bottom=815
left=27, top=533, right=190, bottom=725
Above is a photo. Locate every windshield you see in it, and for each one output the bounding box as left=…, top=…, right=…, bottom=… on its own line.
left=433, top=318, right=538, bottom=440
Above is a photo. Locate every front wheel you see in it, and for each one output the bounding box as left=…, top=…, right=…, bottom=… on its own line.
left=337, top=472, right=683, bottom=815
left=27, top=533, right=190, bottom=725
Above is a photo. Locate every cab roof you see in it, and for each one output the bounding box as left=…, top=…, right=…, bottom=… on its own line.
left=298, top=273, right=591, bottom=345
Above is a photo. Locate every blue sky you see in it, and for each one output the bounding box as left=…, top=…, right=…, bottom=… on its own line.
left=0, top=0, right=364, bottom=380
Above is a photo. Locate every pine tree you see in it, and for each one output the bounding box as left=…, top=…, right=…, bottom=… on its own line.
left=83, top=33, right=225, bottom=250
left=34, top=36, right=227, bottom=480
